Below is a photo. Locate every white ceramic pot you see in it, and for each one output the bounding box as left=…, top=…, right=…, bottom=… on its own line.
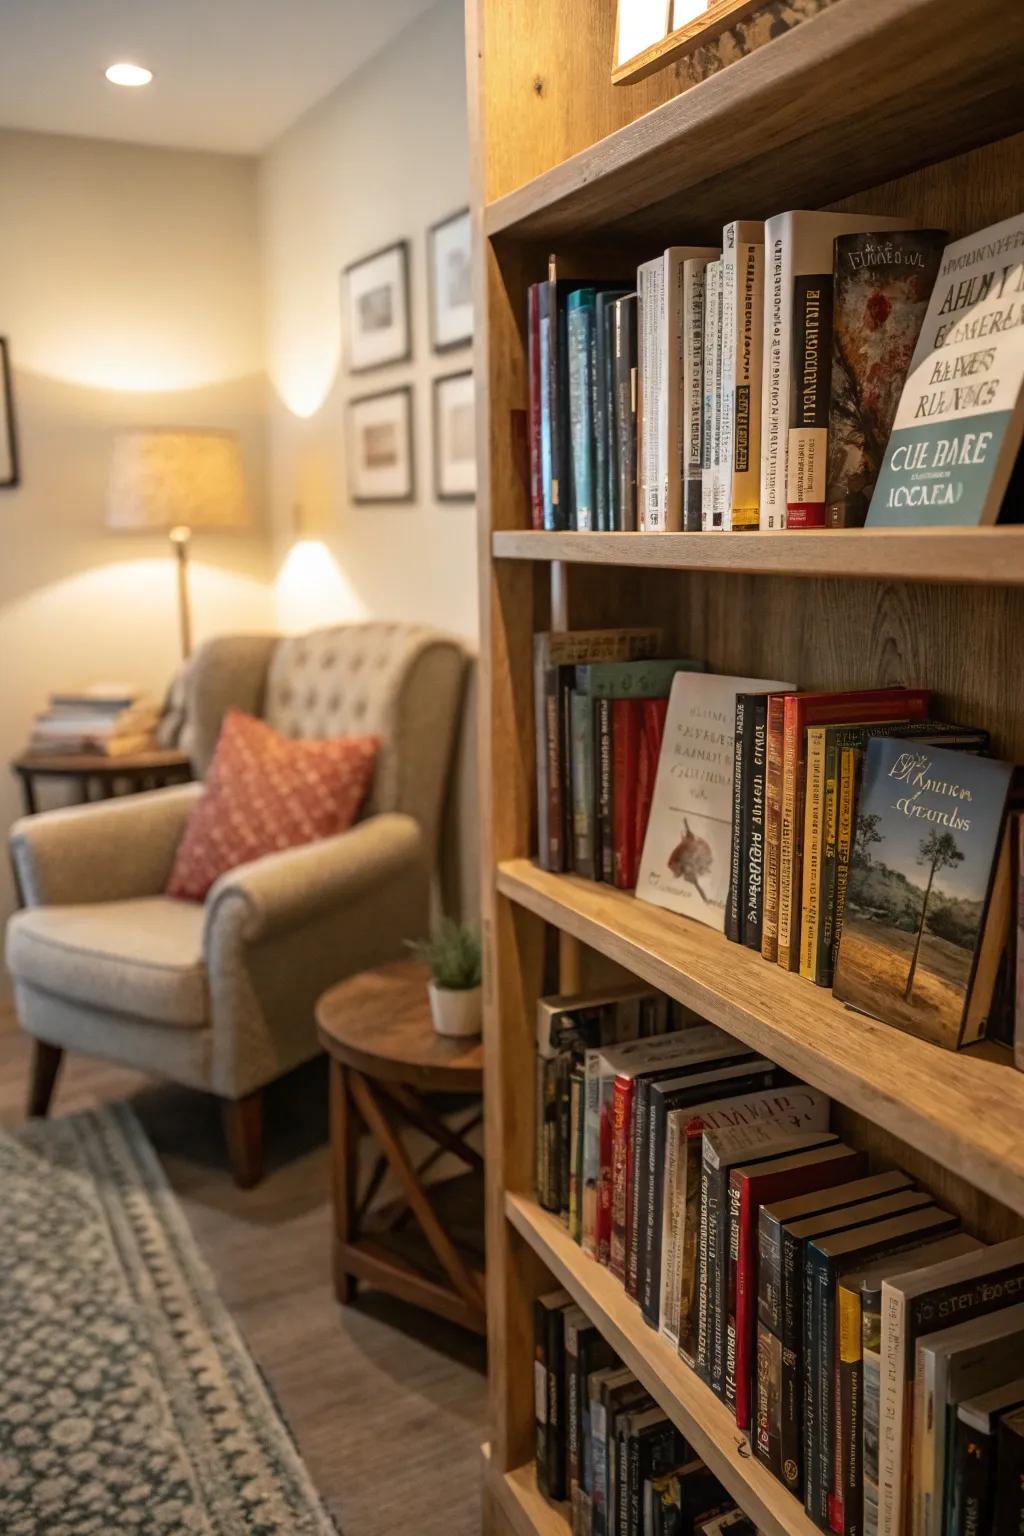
left=428, top=980, right=483, bottom=1039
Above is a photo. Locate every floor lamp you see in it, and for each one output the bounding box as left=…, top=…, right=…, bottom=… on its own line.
left=106, top=429, right=249, bottom=659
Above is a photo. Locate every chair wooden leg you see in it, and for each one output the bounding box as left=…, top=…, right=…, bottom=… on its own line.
left=222, top=1091, right=264, bottom=1189
left=27, top=1041, right=64, bottom=1118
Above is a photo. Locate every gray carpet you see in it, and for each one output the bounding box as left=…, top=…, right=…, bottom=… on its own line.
left=0, top=1104, right=337, bottom=1536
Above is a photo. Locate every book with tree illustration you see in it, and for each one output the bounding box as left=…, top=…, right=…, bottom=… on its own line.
left=636, top=671, right=795, bottom=931
left=832, top=737, right=1014, bottom=1049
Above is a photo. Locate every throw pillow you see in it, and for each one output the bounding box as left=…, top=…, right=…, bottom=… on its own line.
left=167, top=708, right=378, bottom=902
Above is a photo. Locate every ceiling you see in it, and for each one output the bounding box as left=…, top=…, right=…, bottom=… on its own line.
left=0, top=0, right=438, bottom=155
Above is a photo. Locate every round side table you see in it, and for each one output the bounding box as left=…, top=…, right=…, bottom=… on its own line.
left=315, top=959, right=485, bottom=1335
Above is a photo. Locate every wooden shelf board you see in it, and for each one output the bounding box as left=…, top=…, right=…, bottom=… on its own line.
left=491, top=528, right=1024, bottom=586
left=496, top=860, right=1024, bottom=1218
left=483, top=0, right=1024, bottom=240
left=506, top=1194, right=818, bottom=1536
left=481, top=1445, right=571, bottom=1536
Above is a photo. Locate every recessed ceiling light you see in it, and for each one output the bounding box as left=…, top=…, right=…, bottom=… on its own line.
left=105, top=62, right=153, bottom=88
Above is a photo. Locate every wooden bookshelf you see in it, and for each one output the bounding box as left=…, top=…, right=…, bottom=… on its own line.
left=492, top=528, right=1024, bottom=586
left=469, top=1, right=1024, bottom=1530
left=505, top=1196, right=820, bottom=1536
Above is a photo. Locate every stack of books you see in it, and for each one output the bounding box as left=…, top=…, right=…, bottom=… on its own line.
left=27, top=684, right=158, bottom=756
left=535, top=988, right=1024, bottom=1535
left=527, top=211, right=1024, bottom=534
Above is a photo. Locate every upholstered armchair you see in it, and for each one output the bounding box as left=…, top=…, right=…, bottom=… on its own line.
left=6, top=623, right=466, bottom=1186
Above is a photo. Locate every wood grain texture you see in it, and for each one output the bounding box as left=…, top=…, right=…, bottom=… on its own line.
left=493, top=528, right=1024, bottom=587
left=484, top=0, right=1024, bottom=239
left=497, top=861, right=1024, bottom=1225
left=506, top=1193, right=820, bottom=1536
left=481, top=1444, right=571, bottom=1536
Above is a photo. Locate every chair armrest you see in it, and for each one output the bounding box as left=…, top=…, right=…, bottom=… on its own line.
left=203, top=813, right=426, bottom=945
left=9, top=783, right=204, bottom=907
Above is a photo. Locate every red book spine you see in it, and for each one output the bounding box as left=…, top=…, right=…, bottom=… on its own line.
left=634, top=698, right=668, bottom=859
left=528, top=284, right=543, bottom=529
left=733, top=1178, right=757, bottom=1431
left=609, top=1075, right=633, bottom=1281
left=612, top=700, right=641, bottom=889
left=596, top=1087, right=615, bottom=1265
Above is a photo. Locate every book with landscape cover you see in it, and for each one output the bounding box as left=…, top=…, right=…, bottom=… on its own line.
left=950, top=1377, right=1024, bottom=1536
left=637, top=670, right=794, bottom=932
left=867, top=212, right=1024, bottom=528
left=833, top=1232, right=980, bottom=1536
left=833, top=737, right=1014, bottom=1050
left=877, top=1235, right=1024, bottom=1536
left=826, top=230, right=946, bottom=528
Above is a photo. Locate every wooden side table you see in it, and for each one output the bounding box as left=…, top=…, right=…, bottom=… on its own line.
left=316, top=959, right=486, bottom=1335
left=12, top=748, right=192, bottom=815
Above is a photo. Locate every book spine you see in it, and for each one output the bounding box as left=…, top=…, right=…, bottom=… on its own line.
left=604, top=301, right=620, bottom=532
left=614, top=298, right=637, bottom=532
left=566, top=1320, right=582, bottom=1495
left=558, top=1056, right=572, bottom=1219
left=761, top=693, right=788, bottom=962
left=640, top=1097, right=665, bottom=1327
left=596, top=1080, right=615, bottom=1266
left=950, top=1413, right=993, bottom=1536
left=540, top=282, right=557, bottom=528
left=639, top=261, right=663, bottom=532
left=755, top=1319, right=783, bottom=1477
left=557, top=281, right=575, bottom=530
left=597, top=699, right=614, bottom=882
left=682, top=261, right=707, bottom=531
left=547, top=1303, right=567, bottom=1499
left=569, top=1066, right=584, bottom=1242
left=861, top=1283, right=883, bottom=1536
left=529, top=284, right=544, bottom=529
left=625, top=1082, right=648, bottom=1300
left=679, top=1131, right=707, bottom=1368
left=731, top=239, right=764, bottom=529
left=658, top=1116, right=683, bottom=1345
left=571, top=691, right=597, bottom=880
left=713, top=253, right=731, bottom=532
left=726, top=694, right=747, bottom=943
left=594, top=301, right=609, bottom=533
left=581, top=1055, right=601, bottom=1257
left=805, top=1246, right=831, bottom=1527
left=661, top=252, right=685, bottom=532
left=786, top=273, right=835, bottom=529
left=733, top=1178, right=757, bottom=1429
left=612, top=701, right=641, bottom=889
left=724, top=1173, right=743, bottom=1412
left=744, top=695, right=769, bottom=951
left=569, top=298, right=595, bottom=530
left=539, top=1057, right=560, bottom=1210
left=777, top=695, right=803, bottom=972
left=760, top=225, right=787, bottom=529
left=832, top=745, right=859, bottom=973
left=696, top=1147, right=715, bottom=1383
left=783, top=1225, right=806, bottom=1500
left=800, top=726, right=828, bottom=979
left=535, top=1299, right=549, bottom=1493
left=543, top=672, right=565, bottom=871
left=816, top=731, right=842, bottom=988
left=636, top=699, right=668, bottom=863
left=591, top=1399, right=607, bottom=1536
left=878, top=1287, right=907, bottom=1536
left=609, top=1077, right=633, bottom=1280
left=535, top=643, right=551, bottom=871
left=701, top=261, right=722, bottom=531
left=995, top=1419, right=1024, bottom=1535
left=837, top=1285, right=863, bottom=1536
left=561, top=674, right=574, bottom=871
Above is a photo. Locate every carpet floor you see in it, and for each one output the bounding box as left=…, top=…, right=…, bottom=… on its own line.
left=0, top=1016, right=487, bottom=1536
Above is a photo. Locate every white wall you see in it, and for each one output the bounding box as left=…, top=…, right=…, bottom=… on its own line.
left=258, top=0, right=477, bottom=643
left=0, top=129, right=274, bottom=957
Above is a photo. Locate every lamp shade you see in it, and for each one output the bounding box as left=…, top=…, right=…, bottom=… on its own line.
left=106, top=429, right=249, bottom=532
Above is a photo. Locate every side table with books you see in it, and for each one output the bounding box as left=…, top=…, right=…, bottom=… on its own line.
left=12, top=748, right=192, bottom=815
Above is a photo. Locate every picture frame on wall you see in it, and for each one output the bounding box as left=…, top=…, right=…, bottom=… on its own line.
left=433, top=370, right=476, bottom=502
left=427, top=209, right=473, bottom=352
left=342, top=240, right=411, bottom=373
left=0, top=338, right=19, bottom=488
left=347, top=386, right=415, bottom=504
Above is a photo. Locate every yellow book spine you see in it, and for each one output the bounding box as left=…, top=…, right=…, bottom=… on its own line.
left=800, top=727, right=827, bottom=978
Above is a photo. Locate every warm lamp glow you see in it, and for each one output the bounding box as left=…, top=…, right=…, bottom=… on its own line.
left=274, top=540, right=365, bottom=633
left=105, top=62, right=153, bottom=87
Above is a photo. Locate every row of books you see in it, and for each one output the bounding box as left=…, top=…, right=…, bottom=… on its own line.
left=27, top=683, right=158, bottom=756
left=527, top=209, right=1024, bottom=534
left=535, top=1286, right=758, bottom=1535
left=535, top=987, right=1024, bottom=1536
left=535, top=624, right=1018, bottom=1057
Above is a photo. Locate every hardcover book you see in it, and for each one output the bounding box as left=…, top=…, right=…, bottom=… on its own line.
left=718, top=220, right=765, bottom=530
left=613, top=294, right=639, bottom=531
left=636, top=671, right=794, bottom=932
left=833, top=738, right=1014, bottom=1050
left=826, top=230, right=946, bottom=528
left=867, top=212, right=1024, bottom=527
left=568, top=289, right=598, bottom=530
left=702, top=260, right=723, bottom=530
left=683, top=257, right=715, bottom=531
left=950, top=1377, right=1024, bottom=1536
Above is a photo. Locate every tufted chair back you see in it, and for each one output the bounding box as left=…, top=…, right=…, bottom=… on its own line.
left=186, top=624, right=467, bottom=865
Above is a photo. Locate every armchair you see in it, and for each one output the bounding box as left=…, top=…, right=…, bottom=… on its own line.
left=6, top=623, right=466, bottom=1186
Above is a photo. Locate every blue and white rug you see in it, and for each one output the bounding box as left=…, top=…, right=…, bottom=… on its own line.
left=0, top=1104, right=337, bottom=1535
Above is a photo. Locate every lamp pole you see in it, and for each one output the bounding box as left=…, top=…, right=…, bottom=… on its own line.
left=169, top=524, right=193, bottom=659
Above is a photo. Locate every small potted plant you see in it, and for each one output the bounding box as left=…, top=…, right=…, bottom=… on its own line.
left=408, top=919, right=482, bottom=1039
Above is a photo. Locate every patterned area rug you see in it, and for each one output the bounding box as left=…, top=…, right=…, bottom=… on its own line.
left=0, top=1104, right=338, bottom=1536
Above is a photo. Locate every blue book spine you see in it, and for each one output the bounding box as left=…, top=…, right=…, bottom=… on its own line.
left=568, top=290, right=596, bottom=531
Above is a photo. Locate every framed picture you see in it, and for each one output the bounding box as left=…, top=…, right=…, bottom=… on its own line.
left=347, top=386, right=414, bottom=503
left=614, top=0, right=765, bottom=84
left=433, top=371, right=476, bottom=501
left=342, top=241, right=411, bottom=372
left=428, top=209, right=473, bottom=352
left=0, top=338, right=19, bottom=489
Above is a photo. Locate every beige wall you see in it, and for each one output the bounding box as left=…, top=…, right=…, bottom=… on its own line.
left=258, top=0, right=477, bottom=644
left=0, top=129, right=274, bottom=962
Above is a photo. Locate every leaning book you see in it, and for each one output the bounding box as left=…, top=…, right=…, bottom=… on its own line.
left=636, top=670, right=794, bottom=932
left=833, top=737, right=1014, bottom=1050
left=866, top=211, right=1024, bottom=526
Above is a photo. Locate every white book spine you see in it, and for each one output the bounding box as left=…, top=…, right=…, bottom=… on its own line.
left=760, top=217, right=789, bottom=529
left=718, top=231, right=738, bottom=532
left=659, top=1111, right=685, bottom=1344
left=878, top=1282, right=907, bottom=1536
left=638, top=258, right=664, bottom=530
left=682, top=258, right=712, bottom=532
left=701, top=260, right=722, bottom=531
left=661, top=251, right=686, bottom=531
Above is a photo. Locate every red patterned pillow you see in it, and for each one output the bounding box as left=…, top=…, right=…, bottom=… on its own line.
left=167, top=709, right=378, bottom=902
